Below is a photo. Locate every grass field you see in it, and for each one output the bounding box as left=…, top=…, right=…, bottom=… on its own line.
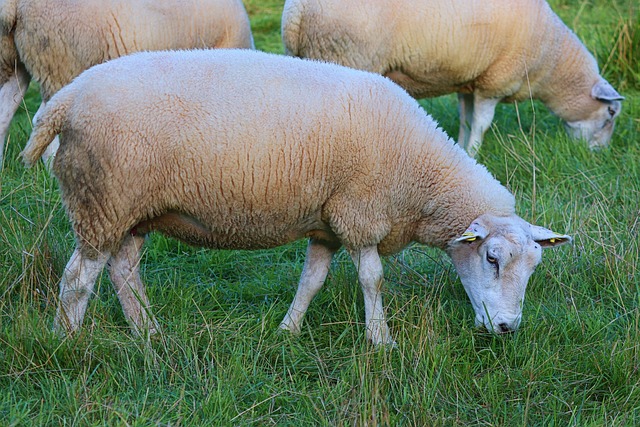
left=1, top=0, right=639, bottom=425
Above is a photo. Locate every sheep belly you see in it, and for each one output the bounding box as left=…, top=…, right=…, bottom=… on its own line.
left=130, top=210, right=336, bottom=250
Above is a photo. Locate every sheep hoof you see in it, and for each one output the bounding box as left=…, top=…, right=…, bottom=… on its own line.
left=278, top=320, right=302, bottom=335
left=130, top=319, right=161, bottom=340
left=367, top=327, right=396, bottom=347
left=373, top=338, right=398, bottom=349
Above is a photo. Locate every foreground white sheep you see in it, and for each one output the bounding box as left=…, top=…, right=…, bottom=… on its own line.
left=282, top=0, right=624, bottom=156
left=22, top=49, right=571, bottom=344
left=0, top=0, right=254, bottom=164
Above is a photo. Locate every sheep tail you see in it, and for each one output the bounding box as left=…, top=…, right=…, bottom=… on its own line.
left=21, top=88, right=73, bottom=167
left=281, top=0, right=305, bottom=56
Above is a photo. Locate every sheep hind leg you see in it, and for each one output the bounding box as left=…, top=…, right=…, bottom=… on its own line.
left=107, top=234, right=159, bottom=337
left=53, top=248, right=110, bottom=336
left=0, top=65, right=30, bottom=164
left=349, top=246, right=395, bottom=346
left=279, top=239, right=338, bottom=334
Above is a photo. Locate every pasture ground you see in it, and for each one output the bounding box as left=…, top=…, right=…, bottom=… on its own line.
left=1, top=0, right=639, bottom=425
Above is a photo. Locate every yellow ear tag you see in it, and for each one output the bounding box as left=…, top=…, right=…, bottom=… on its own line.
left=461, top=231, right=477, bottom=241
left=549, top=238, right=556, bottom=243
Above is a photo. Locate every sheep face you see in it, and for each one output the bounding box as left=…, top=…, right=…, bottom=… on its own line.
left=564, top=80, right=624, bottom=148
left=447, top=215, right=571, bottom=333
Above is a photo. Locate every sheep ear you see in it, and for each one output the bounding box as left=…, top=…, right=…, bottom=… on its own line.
left=530, top=225, right=572, bottom=249
left=455, top=221, right=488, bottom=243
left=591, top=80, right=624, bottom=102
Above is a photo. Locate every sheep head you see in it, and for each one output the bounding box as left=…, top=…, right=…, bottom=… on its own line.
left=563, top=79, right=624, bottom=149
left=447, top=214, right=571, bottom=333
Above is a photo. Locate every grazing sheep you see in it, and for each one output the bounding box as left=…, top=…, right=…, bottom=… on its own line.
left=22, top=49, right=571, bottom=344
left=0, top=0, right=254, bottom=164
left=282, top=0, right=624, bottom=156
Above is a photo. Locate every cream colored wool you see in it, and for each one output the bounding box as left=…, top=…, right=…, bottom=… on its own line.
left=22, top=50, right=570, bottom=342
left=23, top=49, right=514, bottom=254
left=0, top=0, right=254, bottom=163
left=282, top=0, right=623, bottom=155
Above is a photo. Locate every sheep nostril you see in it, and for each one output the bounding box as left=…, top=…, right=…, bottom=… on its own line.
left=497, top=323, right=513, bottom=334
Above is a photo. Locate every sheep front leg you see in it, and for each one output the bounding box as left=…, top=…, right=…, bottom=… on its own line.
left=53, top=248, right=110, bottom=335
left=108, top=234, right=159, bottom=336
left=466, top=95, right=500, bottom=158
left=457, top=93, right=474, bottom=150
left=349, top=246, right=395, bottom=346
left=0, top=65, right=30, bottom=164
left=279, top=239, right=337, bottom=334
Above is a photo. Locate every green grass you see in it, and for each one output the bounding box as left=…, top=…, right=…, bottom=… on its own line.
left=1, top=0, right=639, bottom=425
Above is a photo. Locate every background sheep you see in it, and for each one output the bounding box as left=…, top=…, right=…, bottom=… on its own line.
left=281, top=0, right=624, bottom=156
left=0, top=0, right=254, bottom=164
left=22, top=49, right=570, bottom=344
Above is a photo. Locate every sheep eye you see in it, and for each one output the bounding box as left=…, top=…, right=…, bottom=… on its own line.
left=608, top=106, right=616, bottom=118
left=486, top=254, right=498, bottom=265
